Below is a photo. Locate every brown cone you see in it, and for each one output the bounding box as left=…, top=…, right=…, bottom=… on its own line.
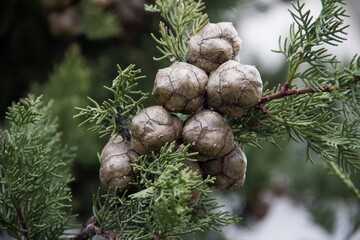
left=182, top=110, right=234, bottom=161
left=207, top=60, right=263, bottom=118
left=99, top=135, right=138, bottom=190
left=200, top=144, right=247, bottom=190
left=130, top=106, right=182, bottom=154
left=188, top=22, right=242, bottom=73
left=153, top=62, right=208, bottom=114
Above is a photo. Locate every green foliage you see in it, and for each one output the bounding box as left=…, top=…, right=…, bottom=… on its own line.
left=276, top=0, right=349, bottom=89
left=75, top=64, right=148, bottom=138
left=93, top=143, right=237, bottom=239
left=74, top=0, right=360, bottom=238
left=231, top=0, right=360, bottom=199
left=36, top=45, right=91, bottom=100
left=79, top=1, right=121, bottom=40
left=0, top=96, right=75, bottom=239
left=145, top=0, right=209, bottom=62
left=32, top=44, right=100, bottom=166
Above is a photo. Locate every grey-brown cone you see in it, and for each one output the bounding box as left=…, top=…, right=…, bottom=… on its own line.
left=130, top=106, right=182, bottom=154
left=200, top=144, right=247, bottom=190
left=188, top=22, right=242, bottom=73
left=207, top=60, right=263, bottom=118
left=99, top=135, right=139, bottom=190
left=153, top=62, right=208, bottom=114
left=182, top=110, right=234, bottom=161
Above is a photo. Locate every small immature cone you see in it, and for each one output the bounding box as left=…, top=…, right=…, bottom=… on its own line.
left=130, top=106, right=182, bottom=155
left=207, top=60, right=263, bottom=118
left=188, top=22, right=242, bottom=73
left=99, top=135, right=139, bottom=190
left=152, top=62, right=208, bottom=114
left=182, top=110, right=234, bottom=161
left=200, top=144, right=247, bottom=190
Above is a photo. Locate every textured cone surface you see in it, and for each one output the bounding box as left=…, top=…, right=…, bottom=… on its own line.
left=207, top=60, right=263, bottom=118
left=182, top=110, right=234, bottom=160
left=130, top=105, right=182, bottom=154
left=200, top=144, right=247, bottom=190
left=153, top=62, right=208, bottom=114
left=188, top=22, right=242, bottom=73
left=99, top=135, right=139, bottom=190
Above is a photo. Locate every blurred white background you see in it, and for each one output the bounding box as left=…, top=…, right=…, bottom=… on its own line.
left=236, top=0, right=360, bottom=71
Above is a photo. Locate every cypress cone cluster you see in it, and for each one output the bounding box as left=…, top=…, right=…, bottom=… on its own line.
left=99, top=22, right=263, bottom=202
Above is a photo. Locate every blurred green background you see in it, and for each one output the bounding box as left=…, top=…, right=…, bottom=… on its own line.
left=1, top=0, right=359, bottom=239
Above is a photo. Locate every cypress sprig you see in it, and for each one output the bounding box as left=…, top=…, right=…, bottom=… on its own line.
left=78, top=143, right=237, bottom=240
left=231, top=0, right=360, bottom=199
left=274, top=0, right=349, bottom=90
left=75, top=64, right=148, bottom=138
left=0, top=95, right=75, bottom=239
left=5, top=96, right=43, bottom=127
left=145, top=0, right=209, bottom=62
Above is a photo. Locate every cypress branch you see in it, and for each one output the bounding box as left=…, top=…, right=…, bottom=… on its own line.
left=257, top=85, right=334, bottom=107
left=75, top=64, right=148, bottom=139
left=229, top=0, right=360, bottom=199
left=274, top=0, right=349, bottom=89
left=74, top=0, right=360, bottom=239
left=0, top=96, right=76, bottom=239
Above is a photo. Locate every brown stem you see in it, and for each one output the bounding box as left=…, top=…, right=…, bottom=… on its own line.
left=281, top=82, right=291, bottom=92
left=74, top=216, right=124, bottom=240
left=254, top=105, right=271, bottom=115
left=15, top=205, right=28, bottom=240
left=257, top=85, right=334, bottom=106
left=74, top=216, right=98, bottom=240
left=75, top=216, right=164, bottom=240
